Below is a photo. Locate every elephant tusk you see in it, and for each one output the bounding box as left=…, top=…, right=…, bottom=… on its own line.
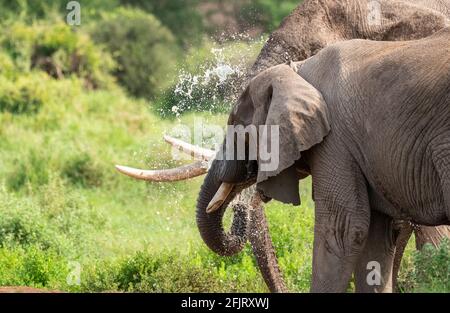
left=206, top=182, right=235, bottom=213
left=115, top=135, right=216, bottom=182
left=164, top=135, right=216, bottom=161
left=115, top=161, right=208, bottom=182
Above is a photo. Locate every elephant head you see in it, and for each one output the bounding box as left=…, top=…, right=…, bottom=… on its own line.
left=196, top=63, right=330, bottom=256
left=115, top=64, right=330, bottom=291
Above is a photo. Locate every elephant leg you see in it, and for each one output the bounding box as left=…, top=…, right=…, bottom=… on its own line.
left=248, top=192, right=288, bottom=293
left=354, top=210, right=397, bottom=293
left=311, top=202, right=370, bottom=292
left=309, top=148, right=371, bottom=292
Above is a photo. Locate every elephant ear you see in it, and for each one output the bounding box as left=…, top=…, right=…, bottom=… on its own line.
left=249, top=64, right=330, bottom=205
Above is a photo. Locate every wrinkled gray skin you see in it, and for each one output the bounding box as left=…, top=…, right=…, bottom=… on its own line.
left=198, top=27, right=450, bottom=292
left=196, top=0, right=450, bottom=292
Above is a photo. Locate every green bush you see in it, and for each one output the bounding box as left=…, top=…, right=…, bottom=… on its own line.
left=37, top=179, right=107, bottom=254
left=120, top=0, right=204, bottom=48
left=0, top=52, right=15, bottom=78
left=113, top=251, right=232, bottom=292
left=0, top=181, right=106, bottom=257
left=6, top=149, right=50, bottom=190
left=0, top=0, right=60, bottom=20
left=0, top=73, right=49, bottom=115
left=241, top=0, right=301, bottom=32
left=0, top=245, right=68, bottom=288
left=1, top=21, right=115, bottom=88
left=0, top=0, right=121, bottom=22
left=0, top=195, right=54, bottom=250
left=91, top=8, right=179, bottom=99
left=413, top=240, right=450, bottom=292
left=78, top=249, right=263, bottom=292
left=61, top=153, right=104, bottom=188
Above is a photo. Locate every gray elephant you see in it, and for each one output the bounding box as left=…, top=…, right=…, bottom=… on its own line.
left=117, top=0, right=450, bottom=292
left=237, top=0, right=450, bottom=291
left=246, top=0, right=450, bottom=292
left=250, top=0, right=450, bottom=78
left=198, top=27, right=450, bottom=292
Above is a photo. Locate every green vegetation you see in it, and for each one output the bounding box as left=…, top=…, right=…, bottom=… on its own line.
left=0, top=73, right=49, bottom=114
left=120, top=0, right=204, bottom=47
left=0, top=0, right=447, bottom=293
left=410, top=240, right=450, bottom=292
left=1, top=21, right=115, bottom=88
left=241, top=0, right=300, bottom=32
left=91, top=8, right=179, bottom=99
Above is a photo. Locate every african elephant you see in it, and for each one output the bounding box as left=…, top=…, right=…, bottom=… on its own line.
left=117, top=0, right=450, bottom=293
left=198, top=27, right=450, bottom=292
left=244, top=0, right=450, bottom=291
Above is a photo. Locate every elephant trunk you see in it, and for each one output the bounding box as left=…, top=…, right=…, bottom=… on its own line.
left=196, top=155, right=288, bottom=292
left=196, top=169, right=249, bottom=256
left=197, top=169, right=289, bottom=292
left=248, top=191, right=288, bottom=293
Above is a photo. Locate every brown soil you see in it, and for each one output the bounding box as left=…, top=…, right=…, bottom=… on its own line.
left=0, top=286, right=61, bottom=293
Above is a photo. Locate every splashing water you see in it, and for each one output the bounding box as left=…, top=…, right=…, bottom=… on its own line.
left=166, top=35, right=266, bottom=118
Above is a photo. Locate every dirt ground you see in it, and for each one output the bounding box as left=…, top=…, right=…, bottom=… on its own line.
left=0, top=286, right=61, bottom=293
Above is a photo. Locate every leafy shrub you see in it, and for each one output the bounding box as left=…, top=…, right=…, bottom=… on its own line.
left=0, top=200, right=54, bottom=250
left=114, top=251, right=173, bottom=291
left=413, top=240, right=450, bottom=292
left=120, top=0, right=204, bottom=47
left=241, top=0, right=301, bottom=32
left=0, top=0, right=121, bottom=24
left=1, top=21, right=115, bottom=88
left=0, top=73, right=49, bottom=115
left=91, top=8, right=179, bottom=99
left=0, top=0, right=65, bottom=20
left=114, top=251, right=235, bottom=292
left=0, top=52, right=15, bottom=78
left=0, top=181, right=106, bottom=257
left=0, top=245, right=68, bottom=288
left=35, top=23, right=115, bottom=88
left=19, top=246, right=67, bottom=286
left=0, top=182, right=103, bottom=289
left=37, top=179, right=107, bottom=256
left=79, top=249, right=262, bottom=292
left=6, top=150, right=50, bottom=191
left=61, top=153, right=104, bottom=188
